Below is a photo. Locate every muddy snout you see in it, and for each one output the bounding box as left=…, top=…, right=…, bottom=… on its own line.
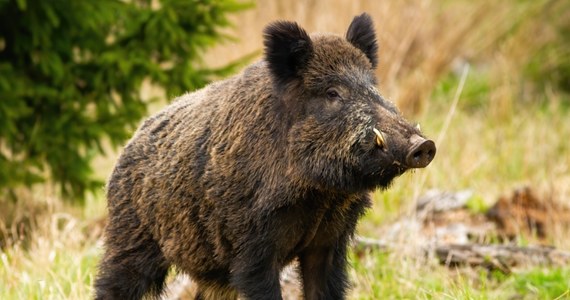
left=405, top=134, right=436, bottom=168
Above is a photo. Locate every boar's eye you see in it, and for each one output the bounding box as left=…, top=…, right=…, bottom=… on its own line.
left=326, top=88, right=342, bottom=101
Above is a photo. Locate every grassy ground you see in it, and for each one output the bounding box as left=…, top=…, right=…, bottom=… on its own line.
left=0, top=194, right=103, bottom=299
left=2, top=0, right=570, bottom=299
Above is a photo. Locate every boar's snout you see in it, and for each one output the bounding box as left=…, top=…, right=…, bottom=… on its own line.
left=405, top=134, right=436, bottom=168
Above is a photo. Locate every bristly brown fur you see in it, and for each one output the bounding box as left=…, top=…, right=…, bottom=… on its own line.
left=94, top=12, right=434, bottom=300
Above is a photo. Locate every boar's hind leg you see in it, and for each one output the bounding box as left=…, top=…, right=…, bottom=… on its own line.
left=299, top=240, right=350, bottom=300
left=94, top=205, right=169, bottom=300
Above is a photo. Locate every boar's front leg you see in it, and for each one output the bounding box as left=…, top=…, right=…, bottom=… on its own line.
left=230, top=241, right=283, bottom=300
left=299, top=237, right=350, bottom=300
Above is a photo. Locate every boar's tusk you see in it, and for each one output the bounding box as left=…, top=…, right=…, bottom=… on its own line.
left=415, top=123, right=421, bottom=132
left=372, top=128, right=386, bottom=149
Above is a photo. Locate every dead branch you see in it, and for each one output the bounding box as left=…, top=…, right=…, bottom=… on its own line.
left=353, top=236, right=570, bottom=273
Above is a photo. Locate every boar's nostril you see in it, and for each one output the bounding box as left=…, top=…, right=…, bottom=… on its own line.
left=405, top=134, right=436, bottom=168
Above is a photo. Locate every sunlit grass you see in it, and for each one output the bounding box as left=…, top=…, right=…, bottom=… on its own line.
left=511, top=268, right=570, bottom=300
left=349, top=248, right=570, bottom=299
left=349, top=249, right=494, bottom=299
left=0, top=193, right=104, bottom=300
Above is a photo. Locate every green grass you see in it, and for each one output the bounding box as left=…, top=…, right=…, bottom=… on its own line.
left=0, top=194, right=104, bottom=299
left=0, top=245, right=100, bottom=299
left=511, top=268, right=570, bottom=300
left=349, top=249, right=491, bottom=299
left=350, top=249, right=570, bottom=299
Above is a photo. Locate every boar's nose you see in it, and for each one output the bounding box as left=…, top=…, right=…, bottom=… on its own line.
left=405, top=134, right=436, bottom=168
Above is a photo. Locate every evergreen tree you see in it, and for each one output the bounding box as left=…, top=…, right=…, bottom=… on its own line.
left=0, top=0, right=250, bottom=201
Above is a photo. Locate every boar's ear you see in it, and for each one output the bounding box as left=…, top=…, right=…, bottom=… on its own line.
left=346, top=13, right=378, bottom=69
left=263, top=21, right=313, bottom=87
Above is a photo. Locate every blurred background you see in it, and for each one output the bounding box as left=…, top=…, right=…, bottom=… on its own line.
left=1, top=0, right=569, bottom=298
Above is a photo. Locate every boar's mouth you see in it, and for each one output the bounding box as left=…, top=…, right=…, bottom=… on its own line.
left=372, top=128, right=436, bottom=169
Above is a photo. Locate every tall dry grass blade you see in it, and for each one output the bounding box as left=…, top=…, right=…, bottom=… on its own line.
left=412, top=63, right=470, bottom=201
left=554, top=289, right=570, bottom=300
left=435, top=64, right=470, bottom=147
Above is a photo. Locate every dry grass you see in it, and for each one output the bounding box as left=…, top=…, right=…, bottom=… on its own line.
left=2, top=0, right=570, bottom=299
left=0, top=190, right=104, bottom=299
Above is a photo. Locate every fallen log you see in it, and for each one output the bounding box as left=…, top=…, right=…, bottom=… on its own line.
left=354, top=236, right=570, bottom=273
